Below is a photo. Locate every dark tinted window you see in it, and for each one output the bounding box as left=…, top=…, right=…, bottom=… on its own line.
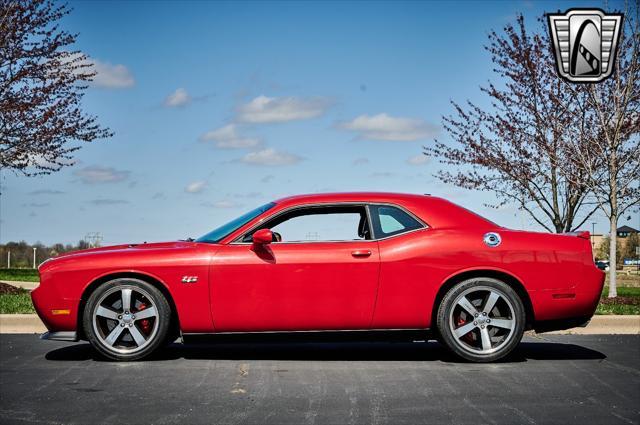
left=370, top=205, right=423, bottom=238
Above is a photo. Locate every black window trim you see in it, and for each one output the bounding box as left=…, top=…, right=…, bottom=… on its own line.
left=231, top=202, right=428, bottom=245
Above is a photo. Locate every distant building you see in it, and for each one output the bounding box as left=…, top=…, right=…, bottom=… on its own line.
left=617, top=225, right=639, bottom=238
left=591, top=233, right=605, bottom=255
left=592, top=225, right=639, bottom=260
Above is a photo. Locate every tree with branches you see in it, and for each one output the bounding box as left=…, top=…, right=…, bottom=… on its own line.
left=0, top=0, right=112, bottom=176
left=424, top=15, right=597, bottom=233
left=564, top=6, right=640, bottom=297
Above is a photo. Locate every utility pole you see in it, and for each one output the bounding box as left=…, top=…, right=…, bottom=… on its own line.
left=84, top=232, right=103, bottom=248
left=33, top=247, right=37, bottom=269
left=591, top=222, right=596, bottom=251
left=7, top=251, right=10, bottom=269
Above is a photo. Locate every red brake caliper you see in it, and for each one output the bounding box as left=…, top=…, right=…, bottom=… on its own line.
left=457, top=313, right=475, bottom=343
left=137, top=303, right=152, bottom=334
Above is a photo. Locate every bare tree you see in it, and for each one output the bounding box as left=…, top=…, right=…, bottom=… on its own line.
left=425, top=15, right=597, bottom=233
left=0, top=0, right=112, bottom=176
left=565, top=7, right=640, bottom=298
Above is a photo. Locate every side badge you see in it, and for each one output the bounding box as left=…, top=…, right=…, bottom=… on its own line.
left=181, top=276, right=198, bottom=284
left=483, top=232, right=502, bottom=248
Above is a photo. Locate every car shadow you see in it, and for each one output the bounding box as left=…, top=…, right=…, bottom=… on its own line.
left=44, top=339, right=606, bottom=363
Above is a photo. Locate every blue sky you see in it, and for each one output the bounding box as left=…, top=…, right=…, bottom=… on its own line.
left=1, top=0, right=637, bottom=245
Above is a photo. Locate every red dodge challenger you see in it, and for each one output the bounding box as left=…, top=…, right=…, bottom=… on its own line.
left=32, top=192, right=604, bottom=362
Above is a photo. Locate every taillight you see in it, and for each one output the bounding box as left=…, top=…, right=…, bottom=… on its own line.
left=564, top=230, right=590, bottom=240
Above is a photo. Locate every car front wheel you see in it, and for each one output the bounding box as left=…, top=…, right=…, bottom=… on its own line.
left=83, top=278, right=171, bottom=361
left=436, top=278, right=525, bottom=362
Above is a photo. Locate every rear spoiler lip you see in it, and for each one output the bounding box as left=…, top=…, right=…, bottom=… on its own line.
left=563, top=230, right=591, bottom=240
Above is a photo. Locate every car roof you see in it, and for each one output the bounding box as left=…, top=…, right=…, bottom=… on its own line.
left=218, top=192, right=498, bottom=244
left=270, top=192, right=497, bottom=230
left=274, top=192, right=432, bottom=206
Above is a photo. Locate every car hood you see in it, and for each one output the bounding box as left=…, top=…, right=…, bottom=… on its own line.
left=42, top=241, right=201, bottom=263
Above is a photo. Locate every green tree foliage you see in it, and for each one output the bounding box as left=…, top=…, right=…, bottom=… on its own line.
left=623, top=232, right=640, bottom=261
left=597, top=236, right=623, bottom=267
left=0, top=240, right=91, bottom=268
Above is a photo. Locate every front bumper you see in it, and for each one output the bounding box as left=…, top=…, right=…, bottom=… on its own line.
left=31, top=284, right=79, bottom=333
left=40, top=331, right=78, bottom=342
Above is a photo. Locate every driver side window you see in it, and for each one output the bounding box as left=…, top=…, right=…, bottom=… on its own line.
left=243, top=205, right=371, bottom=243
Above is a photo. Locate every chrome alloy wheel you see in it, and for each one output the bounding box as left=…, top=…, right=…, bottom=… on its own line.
left=92, top=285, right=160, bottom=355
left=448, top=285, right=516, bottom=355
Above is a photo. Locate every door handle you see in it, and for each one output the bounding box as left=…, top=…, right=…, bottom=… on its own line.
left=351, top=250, right=372, bottom=258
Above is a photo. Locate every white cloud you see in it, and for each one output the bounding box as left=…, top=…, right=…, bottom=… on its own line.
left=230, top=191, right=262, bottom=199
left=239, top=148, right=302, bottom=166
left=199, top=124, right=261, bottom=149
left=90, top=58, right=135, bottom=88
left=26, top=153, right=55, bottom=168
left=237, top=95, right=331, bottom=123
left=185, top=181, right=207, bottom=194
left=338, top=113, right=438, bottom=141
left=74, top=166, right=130, bottom=184
left=89, top=199, right=129, bottom=206
left=352, top=158, right=369, bottom=165
left=26, top=153, right=77, bottom=169
left=164, top=88, right=191, bottom=107
left=29, top=189, right=64, bottom=195
left=59, top=53, right=134, bottom=89
left=407, top=154, right=429, bottom=165
left=22, top=202, right=50, bottom=208
left=370, top=171, right=396, bottom=178
left=201, top=200, right=240, bottom=209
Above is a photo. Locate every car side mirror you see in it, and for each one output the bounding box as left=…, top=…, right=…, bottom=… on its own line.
left=252, top=229, right=273, bottom=245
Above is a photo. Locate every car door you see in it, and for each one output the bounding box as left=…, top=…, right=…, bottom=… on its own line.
left=209, top=204, right=380, bottom=332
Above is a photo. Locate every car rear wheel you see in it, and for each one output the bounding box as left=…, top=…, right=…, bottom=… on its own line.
left=436, top=278, right=525, bottom=362
left=83, top=278, right=171, bottom=361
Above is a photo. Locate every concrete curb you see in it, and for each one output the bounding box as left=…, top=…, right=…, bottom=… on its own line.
left=545, top=315, right=640, bottom=335
left=1, top=314, right=638, bottom=335
left=0, top=314, right=46, bottom=334
left=1, top=280, right=39, bottom=291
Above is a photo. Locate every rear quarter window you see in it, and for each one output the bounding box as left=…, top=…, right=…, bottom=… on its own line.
left=370, top=205, right=424, bottom=238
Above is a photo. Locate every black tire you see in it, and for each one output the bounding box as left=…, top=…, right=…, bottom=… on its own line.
left=83, top=278, right=171, bottom=361
left=436, top=277, right=525, bottom=362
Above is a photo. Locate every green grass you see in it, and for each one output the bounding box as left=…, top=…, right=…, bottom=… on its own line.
left=595, top=286, right=640, bottom=315
left=595, top=304, right=640, bottom=315
left=0, top=290, right=35, bottom=314
left=602, top=286, right=640, bottom=297
left=0, top=268, right=39, bottom=282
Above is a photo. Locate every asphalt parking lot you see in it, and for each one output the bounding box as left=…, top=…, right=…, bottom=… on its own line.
left=0, top=334, right=638, bottom=425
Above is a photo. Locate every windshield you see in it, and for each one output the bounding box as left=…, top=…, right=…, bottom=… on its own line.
left=196, top=202, right=276, bottom=243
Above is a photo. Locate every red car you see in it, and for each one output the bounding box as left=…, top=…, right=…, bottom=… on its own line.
left=32, top=192, right=604, bottom=362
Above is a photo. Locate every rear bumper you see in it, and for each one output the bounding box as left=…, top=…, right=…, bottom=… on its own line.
left=530, top=266, right=605, bottom=322
left=40, top=331, right=78, bottom=342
